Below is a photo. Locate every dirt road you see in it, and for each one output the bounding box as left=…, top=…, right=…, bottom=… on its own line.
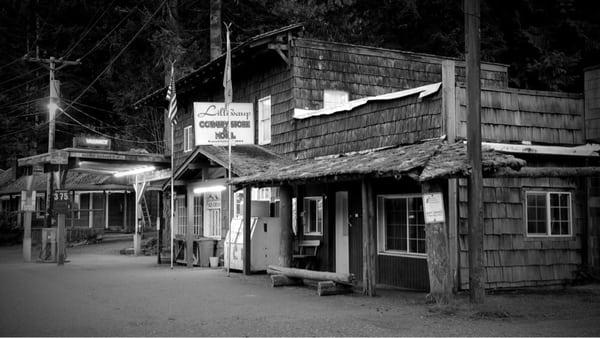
left=0, top=241, right=599, bottom=336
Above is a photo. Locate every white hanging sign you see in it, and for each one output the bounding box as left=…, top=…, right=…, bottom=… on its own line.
left=193, top=102, right=254, bottom=146
left=422, top=192, right=446, bottom=224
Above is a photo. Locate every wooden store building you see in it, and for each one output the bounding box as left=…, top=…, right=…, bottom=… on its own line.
left=136, top=24, right=600, bottom=291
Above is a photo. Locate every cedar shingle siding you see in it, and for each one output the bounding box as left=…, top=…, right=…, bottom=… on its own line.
left=458, top=177, right=585, bottom=289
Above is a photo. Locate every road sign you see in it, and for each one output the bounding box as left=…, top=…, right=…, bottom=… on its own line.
left=20, top=190, right=36, bottom=212
left=53, top=189, right=71, bottom=214
left=423, top=192, right=446, bottom=224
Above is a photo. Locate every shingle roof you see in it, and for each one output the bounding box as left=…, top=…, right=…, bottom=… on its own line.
left=0, top=170, right=131, bottom=195
left=231, top=140, right=526, bottom=187
left=174, top=144, right=292, bottom=180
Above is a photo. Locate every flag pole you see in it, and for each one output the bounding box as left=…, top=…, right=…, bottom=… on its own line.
left=224, top=23, right=232, bottom=277
left=170, top=119, right=174, bottom=269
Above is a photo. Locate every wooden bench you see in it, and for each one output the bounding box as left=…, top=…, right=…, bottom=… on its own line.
left=292, top=240, right=320, bottom=270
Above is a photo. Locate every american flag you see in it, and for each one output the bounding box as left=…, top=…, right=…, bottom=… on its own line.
left=166, top=63, right=177, bottom=125
left=223, top=25, right=232, bottom=106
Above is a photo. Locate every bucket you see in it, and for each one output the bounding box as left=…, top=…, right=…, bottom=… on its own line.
left=209, top=256, right=219, bottom=268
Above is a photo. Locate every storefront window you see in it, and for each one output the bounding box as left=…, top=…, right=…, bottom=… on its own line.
left=303, top=197, right=323, bottom=235
left=203, top=192, right=221, bottom=238
left=377, top=195, right=426, bottom=256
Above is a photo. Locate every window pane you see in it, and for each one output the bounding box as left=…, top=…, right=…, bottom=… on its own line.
left=384, top=198, right=407, bottom=251
left=258, top=97, right=271, bottom=144
left=526, top=193, right=547, bottom=235
left=549, top=193, right=570, bottom=236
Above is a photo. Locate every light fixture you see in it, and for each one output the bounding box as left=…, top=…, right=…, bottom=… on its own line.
left=114, top=166, right=156, bottom=177
left=47, top=102, right=60, bottom=114
left=193, top=185, right=226, bottom=194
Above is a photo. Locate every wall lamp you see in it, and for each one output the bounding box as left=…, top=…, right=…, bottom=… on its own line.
left=193, top=185, right=226, bottom=194
left=114, top=166, right=156, bottom=177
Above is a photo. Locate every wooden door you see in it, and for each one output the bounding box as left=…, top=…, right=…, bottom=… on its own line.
left=335, top=191, right=349, bottom=274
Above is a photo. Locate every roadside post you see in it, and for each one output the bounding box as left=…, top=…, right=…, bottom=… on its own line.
left=21, top=190, right=36, bottom=262
left=53, top=189, right=71, bottom=265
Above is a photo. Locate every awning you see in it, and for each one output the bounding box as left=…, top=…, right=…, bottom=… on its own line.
left=231, top=139, right=526, bottom=187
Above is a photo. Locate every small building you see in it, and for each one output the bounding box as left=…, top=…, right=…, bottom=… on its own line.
left=136, top=24, right=600, bottom=291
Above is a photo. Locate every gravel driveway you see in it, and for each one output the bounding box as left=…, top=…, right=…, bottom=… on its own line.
left=0, top=241, right=599, bottom=336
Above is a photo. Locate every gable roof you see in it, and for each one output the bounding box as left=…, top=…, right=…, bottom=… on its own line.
left=134, top=23, right=304, bottom=108
left=173, top=144, right=292, bottom=180
left=231, top=140, right=526, bottom=187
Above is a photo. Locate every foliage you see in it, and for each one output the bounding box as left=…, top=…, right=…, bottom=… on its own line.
left=0, top=0, right=598, bottom=168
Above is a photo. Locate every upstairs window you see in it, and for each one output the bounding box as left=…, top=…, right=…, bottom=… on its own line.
left=323, top=90, right=349, bottom=109
left=258, top=96, right=271, bottom=145
left=525, top=191, right=572, bottom=237
left=183, top=125, right=193, bottom=152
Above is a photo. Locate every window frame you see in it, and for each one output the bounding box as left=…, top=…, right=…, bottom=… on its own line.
left=302, top=196, right=323, bottom=236
left=203, top=192, right=222, bottom=239
left=183, top=125, right=193, bottom=152
left=524, top=190, right=573, bottom=238
left=376, top=194, right=427, bottom=258
left=258, top=96, right=271, bottom=145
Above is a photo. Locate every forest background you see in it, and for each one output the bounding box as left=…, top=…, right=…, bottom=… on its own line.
left=0, top=0, right=598, bottom=169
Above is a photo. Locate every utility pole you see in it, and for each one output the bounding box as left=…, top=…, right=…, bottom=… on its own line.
left=23, top=56, right=80, bottom=243
left=465, top=0, right=485, bottom=303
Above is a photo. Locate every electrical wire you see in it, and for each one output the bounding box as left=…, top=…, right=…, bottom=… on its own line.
left=0, top=65, right=44, bottom=87
left=61, top=0, right=118, bottom=59
left=78, top=7, right=137, bottom=61
left=0, top=58, right=22, bottom=73
left=0, top=73, right=47, bottom=97
left=61, top=0, right=168, bottom=117
left=61, top=109, right=162, bottom=144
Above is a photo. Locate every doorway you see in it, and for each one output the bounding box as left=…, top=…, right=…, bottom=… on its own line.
left=335, top=191, right=349, bottom=274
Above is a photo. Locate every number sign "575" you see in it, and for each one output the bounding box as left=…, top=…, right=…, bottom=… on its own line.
left=53, top=189, right=71, bottom=214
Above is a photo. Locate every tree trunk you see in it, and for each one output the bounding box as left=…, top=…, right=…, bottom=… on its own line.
left=210, top=0, right=222, bottom=60
left=267, top=265, right=355, bottom=285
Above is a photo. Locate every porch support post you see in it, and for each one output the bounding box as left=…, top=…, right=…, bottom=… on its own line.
left=422, top=181, right=452, bottom=304
left=186, top=194, right=194, bottom=268
left=243, top=186, right=252, bottom=274
left=104, top=191, right=109, bottom=229
left=279, top=184, right=293, bottom=267
left=88, top=192, right=93, bottom=229
left=158, top=191, right=163, bottom=264
left=123, top=192, right=127, bottom=231
left=361, top=178, right=376, bottom=296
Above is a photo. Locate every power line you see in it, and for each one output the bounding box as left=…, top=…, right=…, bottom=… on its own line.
left=61, top=109, right=162, bottom=145
left=0, top=58, right=22, bottom=73
left=78, top=7, right=137, bottom=61
left=61, top=0, right=118, bottom=59
left=0, top=73, right=47, bottom=96
left=62, top=0, right=168, bottom=117
left=0, top=65, right=44, bottom=87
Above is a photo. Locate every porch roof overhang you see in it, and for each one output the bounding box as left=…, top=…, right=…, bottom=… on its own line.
left=231, top=139, right=527, bottom=188
left=169, top=144, right=292, bottom=188
left=17, top=148, right=169, bottom=174
left=133, top=23, right=304, bottom=108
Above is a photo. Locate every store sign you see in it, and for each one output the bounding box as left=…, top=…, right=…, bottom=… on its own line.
left=193, top=102, right=254, bottom=145
left=206, top=193, right=221, bottom=209
left=422, top=192, right=445, bottom=224
left=73, top=136, right=111, bottom=149
left=20, top=190, right=36, bottom=212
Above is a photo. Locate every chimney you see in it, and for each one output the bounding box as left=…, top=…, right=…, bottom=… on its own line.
left=585, top=65, right=600, bottom=142
left=210, top=0, right=222, bottom=61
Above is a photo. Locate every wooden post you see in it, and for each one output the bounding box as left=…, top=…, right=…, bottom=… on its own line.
left=123, top=192, right=128, bottom=231
left=442, top=60, right=459, bottom=291
left=361, top=178, right=376, bottom=296
left=243, top=186, right=252, bottom=274
left=23, top=210, right=32, bottom=262
left=465, top=0, right=485, bottom=303
left=104, top=191, right=109, bottom=229
left=186, top=195, right=194, bottom=268
left=158, top=191, right=163, bottom=264
left=57, top=213, right=66, bottom=265
left=279, top=185, right=293, bottom=267
left=422, top=181, right=452, bottom=303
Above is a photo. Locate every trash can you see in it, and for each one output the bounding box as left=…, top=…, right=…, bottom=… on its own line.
left=198, top=238, right=216, bottom=267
